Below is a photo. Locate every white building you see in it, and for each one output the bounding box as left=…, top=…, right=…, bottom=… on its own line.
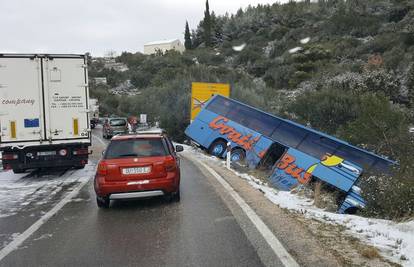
left=144, top=39, right=185, bottom=55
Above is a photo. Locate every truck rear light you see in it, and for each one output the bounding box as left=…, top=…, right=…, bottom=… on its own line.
left=59, top=149, right=68, bottom=156
left=3, top=164, right=11, bottom=170
left=97, top=161, right=108, bottom=175
left=73, top=148, right=88, bottom=155
left=2, top=153, right=18, bottom=160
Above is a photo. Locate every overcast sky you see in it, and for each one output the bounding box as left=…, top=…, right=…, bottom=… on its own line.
left=0, top=0, right=290, bottom=56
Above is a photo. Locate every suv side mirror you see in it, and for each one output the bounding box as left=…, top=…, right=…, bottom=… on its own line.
left=175, top=145, right=184, bottom=152
left=101, top=150, right=105, bottom=156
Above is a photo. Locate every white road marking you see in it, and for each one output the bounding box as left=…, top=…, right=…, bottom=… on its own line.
left=194, top=158, right=300, bottom=267
left=92, top=134, right=107, bottom=147
left=0, top=178, right=90, bottom=262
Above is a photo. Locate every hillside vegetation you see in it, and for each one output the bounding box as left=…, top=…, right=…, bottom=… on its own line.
left=89, top=0, right=414, bottom=219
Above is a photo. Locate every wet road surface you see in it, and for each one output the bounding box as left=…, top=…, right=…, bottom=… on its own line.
left=0, top=132, right=272, bottom=267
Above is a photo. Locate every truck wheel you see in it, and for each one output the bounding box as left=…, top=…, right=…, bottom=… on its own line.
left=12, top=169, right=26, bottom=174
left=96, top=196, right=110, bottom=208
left=208, top=140, right=226, bottom=158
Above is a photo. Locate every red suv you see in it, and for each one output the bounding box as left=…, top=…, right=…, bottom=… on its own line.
left=94, top=132, right=183, bottom=208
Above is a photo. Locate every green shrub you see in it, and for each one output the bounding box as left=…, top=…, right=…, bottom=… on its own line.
left=285, top=89, right=360, bottom=134
left=360, top=174, right=414, bottom=220
left=288, top=71, right=312, bottom=88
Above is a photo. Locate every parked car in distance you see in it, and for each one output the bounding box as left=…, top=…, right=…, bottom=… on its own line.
left=94, top=133, right=183, bottom=208
left=90, top=119, right=97, bottom=129
left=102, top=117, right=128, bottom=139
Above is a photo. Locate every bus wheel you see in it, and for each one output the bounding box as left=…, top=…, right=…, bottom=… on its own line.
left=231, top=148, right=246, bottom=162
left=209, top=140, right=226, bottom=158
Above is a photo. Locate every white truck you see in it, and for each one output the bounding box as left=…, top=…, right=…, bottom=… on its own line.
left=0, top=54, right=91, bottom=173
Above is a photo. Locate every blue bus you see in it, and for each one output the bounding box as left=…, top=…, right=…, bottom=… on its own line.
left=185, top=95, right=395, bottom=213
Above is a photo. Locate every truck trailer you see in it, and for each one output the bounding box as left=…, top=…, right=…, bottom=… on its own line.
left=0, top=54, right=91, bottom=173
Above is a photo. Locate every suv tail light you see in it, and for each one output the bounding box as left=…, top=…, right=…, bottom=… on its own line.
left=97, top=161, right=108, bottom=175
left=2, top=153, right=18, bottom=160
left=164, top=158, right=176, bottom=172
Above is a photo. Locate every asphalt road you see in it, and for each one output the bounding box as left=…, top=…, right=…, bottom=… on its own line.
left=0, top=130, right=278, bottom=267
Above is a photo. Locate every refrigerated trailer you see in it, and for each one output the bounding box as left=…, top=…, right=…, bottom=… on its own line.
left=0, top=54, right=91, bottom=173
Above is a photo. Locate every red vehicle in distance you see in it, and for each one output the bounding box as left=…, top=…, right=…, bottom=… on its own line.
left=94, top=132, right=183, bottom=208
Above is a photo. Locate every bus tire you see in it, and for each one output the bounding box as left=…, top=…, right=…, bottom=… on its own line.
left=231, top=148, right=246, bottom=162
left=208, top=140, right=227, bottom=158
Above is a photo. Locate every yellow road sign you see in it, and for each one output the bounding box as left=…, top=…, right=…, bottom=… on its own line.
left=191, top=82, right=230, bottom=120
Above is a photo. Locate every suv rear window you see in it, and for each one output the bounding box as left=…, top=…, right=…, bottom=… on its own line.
left=105, top=138, right=168, bottom=159
left=109, top=119, right=126, bottom=126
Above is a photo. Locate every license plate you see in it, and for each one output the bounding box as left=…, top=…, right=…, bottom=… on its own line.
left=38, top=151, right=56, bottom=156
left=122, top=166, right=151, bottom=175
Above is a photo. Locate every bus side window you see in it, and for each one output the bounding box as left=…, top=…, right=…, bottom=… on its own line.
left=246, top=109, right=280, bottom=136
left=205, top=96, right=231, bottom=117
left=271, top=123, right=307, bottom=148
left=297, top=133, right=339, bottom=160
left=335, top=146, right=375, bottom=169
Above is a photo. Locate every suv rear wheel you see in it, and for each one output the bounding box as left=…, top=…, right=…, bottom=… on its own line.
left=165, top=189, right=180, bottom=202
left=96, top=196, right=110, bottom=208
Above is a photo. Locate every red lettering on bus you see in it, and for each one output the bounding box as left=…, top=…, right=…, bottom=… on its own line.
left=276, top=154, right=295, bottom=169
left=258, top=149, right=267, bottom=159
left=228, top=132, right=242, bottom=142
left=208, top=116, right=260, bottom=151
left=209, top=116, right=229, bottom=129
left=276, top=154, right=312, bottom=185
left=219, top=126, right=233, bottom=135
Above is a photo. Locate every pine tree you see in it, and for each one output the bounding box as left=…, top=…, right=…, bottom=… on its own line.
left=184, top=21, right=192, bottom=50
left=203, top=0, right=212, bottom=47
left=407, top=63, right=414, bottom=107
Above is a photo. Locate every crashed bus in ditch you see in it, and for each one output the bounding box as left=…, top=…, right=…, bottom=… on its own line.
left=185, top=95, right=395, bottom=214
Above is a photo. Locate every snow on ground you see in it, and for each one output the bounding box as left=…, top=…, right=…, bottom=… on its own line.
left=0, top=164, right=95, bottom=218
left=289, top=47, right=303, bottom=53
left=182, top=145, right=414, bottom=267
left=300, top=37, right=311, bottom=44
left=232, top=43, right=246, bottom=52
